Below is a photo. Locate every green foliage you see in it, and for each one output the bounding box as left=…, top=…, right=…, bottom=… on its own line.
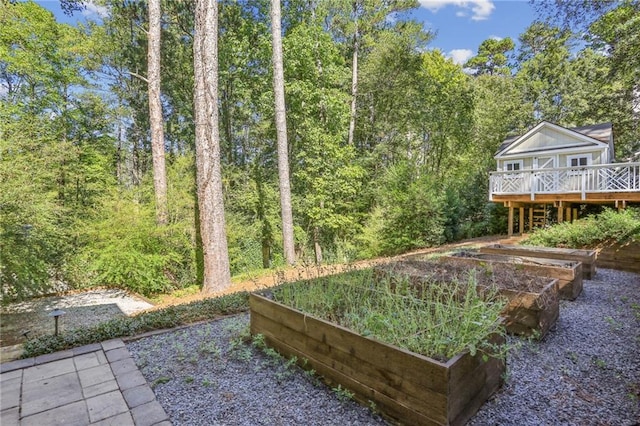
left=3, top=0, right=640, bottom=294
left=21, top=292, right=250, bottom=358
left=332, top=384, right=355, bottom=402
left=523, top=208, right=640, bottom=248
left=69, top=189, right=195, bottom=296
left=465, top=37, right=515, bottom=76
left=0, top=2, right=116, bottom=300
left=366, top=163, right=446, bottom=256
left=0, top=109, right=69, bottom=300
left=226, top=214, right=268, bottom=275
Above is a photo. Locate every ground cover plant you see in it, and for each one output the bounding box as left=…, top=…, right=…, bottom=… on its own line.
left=271, top=269, right=507, bottom=361
left=20, top=292, right=249, bottom=358
left=522, top=207, right=640, bottom=248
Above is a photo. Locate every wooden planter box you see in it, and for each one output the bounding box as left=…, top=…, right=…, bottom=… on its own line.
left=375, top=261, right=559, bottom=339
left=480, top=244, right=597, bottom=279
left=442, top=251, right=582, bottom=301
left=250, top=293, right=505, bottom=426
left=596, top=241, right=640, bottom=273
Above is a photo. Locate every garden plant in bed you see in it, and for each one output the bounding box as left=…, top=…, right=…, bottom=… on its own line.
left=250, top=269, right=508, bottom=426
left=377, top=260, right=560, bottom=338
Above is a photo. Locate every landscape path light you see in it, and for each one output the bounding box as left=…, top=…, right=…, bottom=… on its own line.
left=48, top=308, right=66, bottom=336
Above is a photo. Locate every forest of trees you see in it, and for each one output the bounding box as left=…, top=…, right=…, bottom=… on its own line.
left=1, top=0, right=639, bottom=299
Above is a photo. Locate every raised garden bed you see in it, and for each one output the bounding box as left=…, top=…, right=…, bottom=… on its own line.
left=480, top=244, right=596, bottom=279
left=250, top=271, right=506, bottom=426
left=375, top=260, right=559, bottom=339
left=440, top=251, right=582, bottom=301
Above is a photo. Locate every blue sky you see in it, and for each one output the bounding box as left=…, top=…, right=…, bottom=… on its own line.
left=414, top=0, right=537, bottom=64
left=36, top=0, right=537, bottom=66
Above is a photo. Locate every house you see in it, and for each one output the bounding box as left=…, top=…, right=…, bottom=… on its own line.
left=489, top=121, right=640, bottom=236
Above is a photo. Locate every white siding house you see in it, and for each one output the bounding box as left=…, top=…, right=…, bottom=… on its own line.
left=488, top=121, right=640, bottom=235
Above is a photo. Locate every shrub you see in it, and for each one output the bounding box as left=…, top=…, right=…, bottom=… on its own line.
left=67, top=190, right=197, bottom=297
left=367, top=163, right=447, bottom=256
left=523, top=208, right=640, bottom=248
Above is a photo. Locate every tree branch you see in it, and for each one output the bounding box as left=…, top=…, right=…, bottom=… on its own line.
left=128, top=71, right=149, bottom=84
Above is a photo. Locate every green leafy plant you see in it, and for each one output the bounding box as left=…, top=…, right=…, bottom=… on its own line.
left=523, top=208, right=640, bottom=248
left=151, top=376, right=171, bottom=388
left=333, top=384, right=355, bottom=402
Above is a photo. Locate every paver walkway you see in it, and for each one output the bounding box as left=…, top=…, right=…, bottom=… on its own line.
left=0, top=339, right=170, bottom=426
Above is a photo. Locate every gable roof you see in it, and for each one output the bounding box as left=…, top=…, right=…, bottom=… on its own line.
left=496, top=121, right=612, bottom=156
left=569, top=122, right=612, bottom=144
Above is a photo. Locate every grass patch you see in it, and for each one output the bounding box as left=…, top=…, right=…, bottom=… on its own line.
left=21, top=291, right=249, bottom=359
left=522, top=207, right=640, bottom=248
left=271, top=269, right=507, bottom=362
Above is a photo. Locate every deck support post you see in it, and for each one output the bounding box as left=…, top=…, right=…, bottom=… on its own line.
left=557, top=201, right=564, bottom=223
left=508, top=206, right=514, bottom=237
left=573, top=208, right=578, bottom=221
left=529, top=207, right=534, bottom=232
left=519, top=207, right=525, bottom=235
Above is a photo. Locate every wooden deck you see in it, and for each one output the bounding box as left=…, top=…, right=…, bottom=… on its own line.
left=489, top=162, right=640, bottom=204
left=489, top=162, right=640, bottom=235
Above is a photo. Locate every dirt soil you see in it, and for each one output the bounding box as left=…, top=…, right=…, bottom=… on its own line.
left=374, top=259, right=554, bottom=294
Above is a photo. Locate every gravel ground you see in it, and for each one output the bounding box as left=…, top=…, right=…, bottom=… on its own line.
left=1, top=289, right=153, bottom=346
left=127, top=268, right=640, bottom=425
left=127, top=314, right=388, bottom=426
left=470, top=268, right=640, bottom=426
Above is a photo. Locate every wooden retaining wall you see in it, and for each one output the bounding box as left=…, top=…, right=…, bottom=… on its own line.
left=596, top=241, right=640, bottom=274
left=444, top=252, right=583, bottom=301
left=480, top=244, right=596, bottom=279
left=250, top=294, right=505, bottom=426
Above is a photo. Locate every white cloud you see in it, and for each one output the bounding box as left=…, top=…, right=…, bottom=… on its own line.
left=82, top=1, right=109, bottom=19
left=489, top=35, right=503, bottom=41
left=448, top=48, right=474, bottom=65
left=419, top=0, right=495, bottom=21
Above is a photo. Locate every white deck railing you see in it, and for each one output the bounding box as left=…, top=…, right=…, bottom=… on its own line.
left=489, top=162, right=640, bottom=200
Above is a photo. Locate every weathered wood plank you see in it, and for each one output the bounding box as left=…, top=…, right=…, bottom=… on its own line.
left=251, top=310, right=449, bottom=408
left=251, top=311, right=449, bottom=423
left=250, top=293, right=505, bottom=425
left=450, top=252, right=583, bottom=300
left=258, top=331, right=442, bottom=426
left=596, top=241, right=640, bottom=273
left=250, top=294, right=449, bottom=393
left=448, top=336, right=505, bottom=426
left=480, top=244, right=596, bottom=279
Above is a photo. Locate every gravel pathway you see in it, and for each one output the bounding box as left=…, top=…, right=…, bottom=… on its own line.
left=127, top=314, right=388, bottom=425
left=470, top=268, right=640, bottom=426
left=127, top=268, right=640, bottom=425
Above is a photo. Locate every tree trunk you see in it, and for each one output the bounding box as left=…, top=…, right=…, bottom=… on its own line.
left=148, top=0, right=168, bottom=225
left=193, top=0, right=231, bottom=293
left=270, top=0, right=296, bottom=265
left=347, top=5, right=359, bottom=147
left=313, top=226, right=322, bottom=265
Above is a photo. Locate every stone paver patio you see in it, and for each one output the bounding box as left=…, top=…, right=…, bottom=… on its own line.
left=0, top=340, right=170, bottom=426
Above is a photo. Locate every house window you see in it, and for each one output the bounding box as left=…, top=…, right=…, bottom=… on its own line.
left=567, top=154, right=592, bottom=168
left=504, top=160, right=524, bottom=172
